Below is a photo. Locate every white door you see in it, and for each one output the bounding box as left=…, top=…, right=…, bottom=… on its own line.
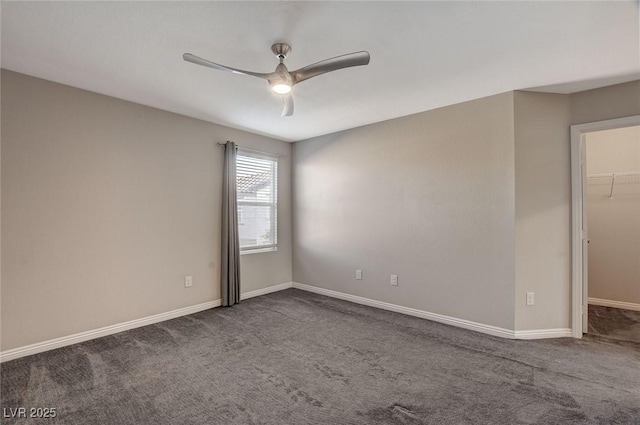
left=581, top=142, right=589, bottom=333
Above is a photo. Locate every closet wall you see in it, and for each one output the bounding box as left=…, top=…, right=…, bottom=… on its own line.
left=586, top=126, right=640, bottom=307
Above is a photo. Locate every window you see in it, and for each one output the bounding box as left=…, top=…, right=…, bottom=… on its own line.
left=236, top=149, right=278, bottom=253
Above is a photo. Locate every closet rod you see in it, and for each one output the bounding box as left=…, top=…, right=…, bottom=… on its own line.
left=587, top=171, right=640, bottom=178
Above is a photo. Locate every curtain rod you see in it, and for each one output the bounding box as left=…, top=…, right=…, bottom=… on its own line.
left=217, top=141, right=283, bottom=158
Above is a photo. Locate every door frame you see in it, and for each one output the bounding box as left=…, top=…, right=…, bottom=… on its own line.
left=570, top=115, right=640, bottom=338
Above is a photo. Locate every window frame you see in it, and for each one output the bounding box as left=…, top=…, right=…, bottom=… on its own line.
left=236, top=149, right=278, bottom=255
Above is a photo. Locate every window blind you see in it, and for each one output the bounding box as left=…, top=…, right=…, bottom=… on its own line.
left=236, top=150, right=278, bottom=252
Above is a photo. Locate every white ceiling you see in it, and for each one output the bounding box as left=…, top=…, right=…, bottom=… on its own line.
left=2, top=1, right=639, bottom=142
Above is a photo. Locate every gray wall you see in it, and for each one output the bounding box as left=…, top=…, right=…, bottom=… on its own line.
left=293, top=93, right=516, bottom=330
left=586, top=126, right=640, bottom=305
left=571, top=81, right=640, bottom=125
left=1, top=70, right=292, bottom=351
left=292, top=81, right=640, bottom=334
left=3, top=68, right=639, bottom=351
left=513, top=92, right=571, bottom=331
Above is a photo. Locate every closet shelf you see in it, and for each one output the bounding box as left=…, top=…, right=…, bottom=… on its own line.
left=587, top=171, right=640, bottom=199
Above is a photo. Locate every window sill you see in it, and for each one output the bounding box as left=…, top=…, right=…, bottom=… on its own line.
left=240, top=247, right=278, bottom=255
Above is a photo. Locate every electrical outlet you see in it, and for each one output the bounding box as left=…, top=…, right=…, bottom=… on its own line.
left=185, top=276, right=193, bottom=288
left=526, top=292, right=534, bottom=306
left=390, top=274, right=398, bottom=286
left=356, top=269, right=363, bottom=280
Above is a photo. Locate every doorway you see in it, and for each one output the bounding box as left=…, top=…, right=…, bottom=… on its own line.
left=571, top=115, right=640, bottom=339
left=585, top=126, right=640, bottom=342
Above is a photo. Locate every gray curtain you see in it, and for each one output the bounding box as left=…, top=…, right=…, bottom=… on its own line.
left=221, top=141, right=240, bottom=306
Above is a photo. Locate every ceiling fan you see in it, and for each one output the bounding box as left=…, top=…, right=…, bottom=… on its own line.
left=183, top=43, right=370, bottom=117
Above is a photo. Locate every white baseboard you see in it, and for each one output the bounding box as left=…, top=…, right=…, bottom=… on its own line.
left=2, top=281, right=573, bottom=363
left=292, top=282, right=516, bottom=339
left=241, top=282, right=293, bottom=300
left=1, top=282, right=293, bottom=363
left=588, top=297, right=640, bottom=312
left=292, top=283, right=573, bottom=341
left=513, top=328, right=573, bottom=339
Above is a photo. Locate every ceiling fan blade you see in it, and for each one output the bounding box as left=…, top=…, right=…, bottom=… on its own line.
left=183, top=53, right=275, bottom=79
left=291, top=51, right=370, bottom=85
left=281, top=94, right=294, bottom=117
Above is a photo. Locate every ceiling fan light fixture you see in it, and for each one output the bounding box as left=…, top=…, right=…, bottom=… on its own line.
left=271, top=83, right=292, bottom=94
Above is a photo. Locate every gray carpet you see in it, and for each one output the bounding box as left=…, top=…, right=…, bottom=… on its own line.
left=588, top=304, right=640, bottom=344
left=2, top=289, right=639, bottom=425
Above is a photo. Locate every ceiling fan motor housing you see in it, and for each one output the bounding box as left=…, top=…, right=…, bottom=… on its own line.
left=271, top=63, right=293, bottom=87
